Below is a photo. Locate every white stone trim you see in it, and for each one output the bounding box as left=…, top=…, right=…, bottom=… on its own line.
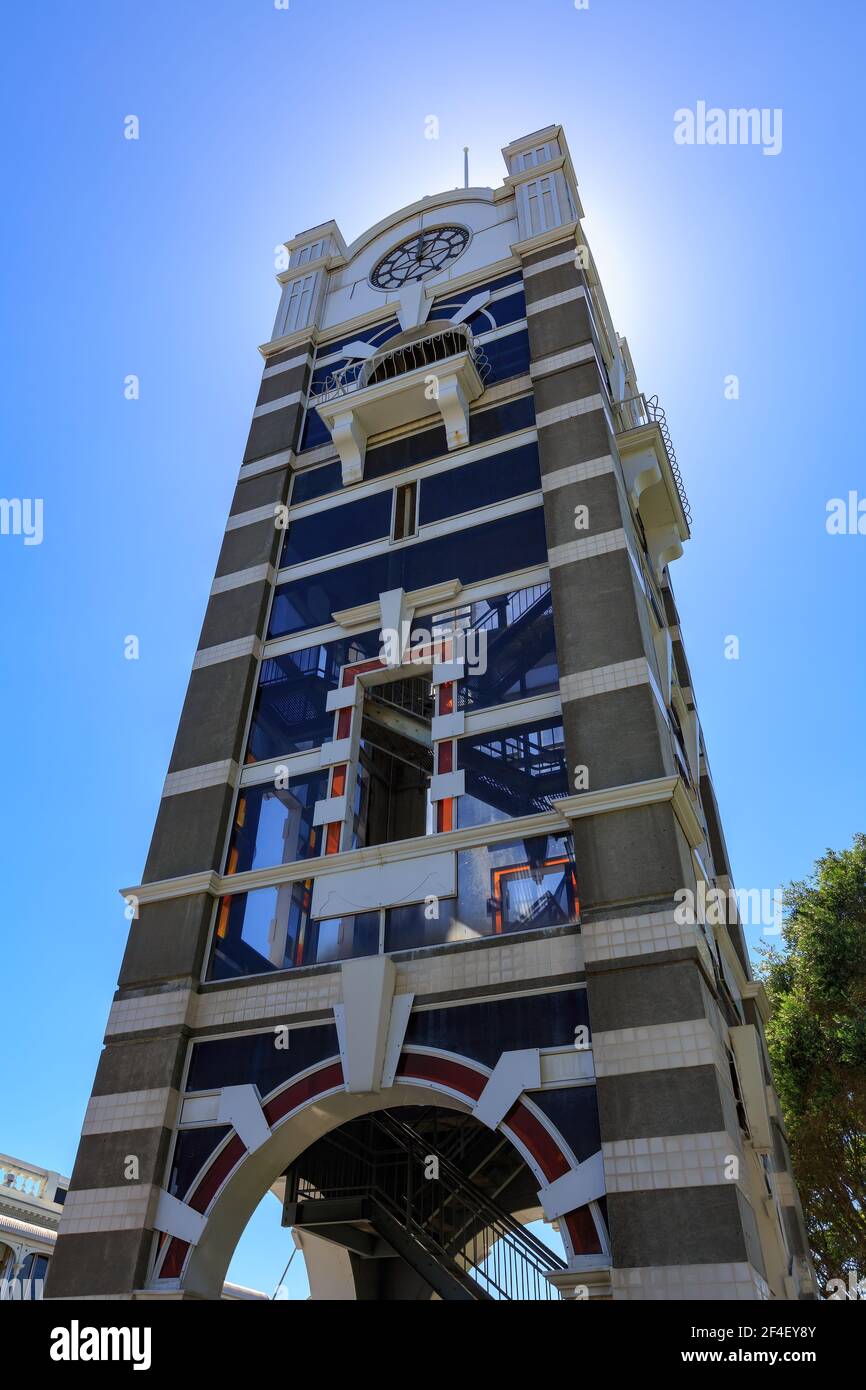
left=238, top=449, right=295, bottom=482
left=472, top=1050, right=541, bottom=1129
left=559, top=657, right=649, bottom=703
left=535, top=393, right=607, bottom=431
left=216, top=1085, right=271, bottom=1154
left=192, top=636, right=261, bottom=670
left=105, top=987, right=193, bottom=1039
left=603, top=1131, right=742, bottom=1193
left=154, top=1189, right=207, bottom=1245
left=539, top=1152, right=606, bottom=1219
left=262, top=352, right=310, bottom=379
left=522, top=249, right=578, bottom=278
left=530, top=343, right=596, bottom=378
left=60, top=1185, right=155, bottom=1236
left=548, top=526, right=628, bottom=568
left=593, top=1019, right=725, bottom=1078
left=581, top=907, right=705, bottom=965
left=81, top=1089, right=178, bottom=1137
left=251, top=390, right=304, bottom=418
left=210, top=563, right=275, bottom=596
left=225, top=503, right=281, bottom=532
left=525, top=285, right=586, bottom=315
left=611, top=1262, right=770, bottom=1302
left=162, top=759, right=240, bottom=798
left=541, top=455, right=615, bottom=492
left=188, top=932, right=584, bottom=1033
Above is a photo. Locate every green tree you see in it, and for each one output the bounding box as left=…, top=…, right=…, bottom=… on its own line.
left=760, top=833, right=866, bottom=1292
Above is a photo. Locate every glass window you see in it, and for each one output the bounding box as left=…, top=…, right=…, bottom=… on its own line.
left=208, top=881, right=312, bottom=980
left=482, top=328, right=531, bottom=384
left=456, top=717, right=568, bottom=827
left=384, top=831, right=578, bottom=951
left=392, top=480, right=418, bottom=540
left=281, top=490, right=392, bottom=566
left=267, top=509, right=549, bottom=639
left=456, top=584, right=559, bottom=711
left=225, top=772, right=329, bottom=874
left=304, top=912, right=380, bottom=966
left=207, top=881, right=382, bottom=980
left=3, top=1251, right=49, bottom=1300
left=418, top=442, right=540, bottom=526
left=246, top=631, right=381, bottom=761
left=290, top=459, right=343, bottom=505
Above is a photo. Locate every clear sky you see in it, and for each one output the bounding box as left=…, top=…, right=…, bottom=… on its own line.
left=2, top=0, right=863, bottom=1298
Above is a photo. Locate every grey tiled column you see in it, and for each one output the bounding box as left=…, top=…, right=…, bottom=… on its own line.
left=521, top=239, right=770, bottom=1297
left=46, top=346, right=313, bottom=1299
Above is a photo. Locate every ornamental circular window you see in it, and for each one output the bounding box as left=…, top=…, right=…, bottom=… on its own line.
left=370, top=226, right=470, bottom=290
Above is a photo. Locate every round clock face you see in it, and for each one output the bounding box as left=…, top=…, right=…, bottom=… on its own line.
left=370, top=226, right=470, bottom=290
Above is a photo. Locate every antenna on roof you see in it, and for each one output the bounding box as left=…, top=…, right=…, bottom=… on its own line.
left=463, top=146, right=469, bottom=189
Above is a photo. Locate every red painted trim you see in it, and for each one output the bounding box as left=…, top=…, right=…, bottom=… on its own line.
left=502, top=1100, right=570, bottom=1184
left=564, top=1206, right=603, bottom=1256
left=396, top=1052, right=486, bottom=1102
left=264, top=1061, right=345, bottom=1127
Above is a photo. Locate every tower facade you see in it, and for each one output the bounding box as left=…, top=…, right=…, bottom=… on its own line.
left=49, top=126, right=814, bottom=1301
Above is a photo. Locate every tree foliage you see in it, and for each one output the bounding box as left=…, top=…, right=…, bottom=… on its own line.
left=759, top=833, right=866, bottom=1290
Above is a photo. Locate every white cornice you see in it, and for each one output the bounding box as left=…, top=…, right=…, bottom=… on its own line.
left=511, top=222, right=580, bottom=260
left=119, top=809, right=572, bottom=907
left=555, top=775, right=704, bottom=849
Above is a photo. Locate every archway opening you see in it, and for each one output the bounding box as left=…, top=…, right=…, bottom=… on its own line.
left=277, top=1104, right=567, bottom=1300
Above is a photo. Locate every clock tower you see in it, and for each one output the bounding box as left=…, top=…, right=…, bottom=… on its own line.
left=48, top=126, right=815, bottom=1302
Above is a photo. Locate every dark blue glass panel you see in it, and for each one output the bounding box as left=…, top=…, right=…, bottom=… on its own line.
left=226, top=772, right=329, bottom=873
left=404, top=977, right=587, bottom=1068
left=186, top=1023, right=339, bottom=1094
left=268, top=509, right=548, bottom=638
left=246, top=630, right=381, bottom=760
left=168, top=1126, right=231, bottom=1198
left=206, top=883, right=380, bottom=980
left=281, top=490, right=392, bottom=566
left=314, top=317, right=401, bottom=364
left=207, top=881, right=311, bottom=980
left=457, top=717, right=568, bottom=826
left=458, top=584, right=559, bottom=712
left=290, top=459, right=343, bottom=505
left=431, top=270, right=523, bottom=316
left=527, top=1086, right=601, bottom=1165
left=483, top=328, right=531, bottom=384
left=299, top=406, right=331, bottom=452
left=418, top=442, right=540, bottom=525
left=304, top=912, right=380, bottom=966
left=293, top=394, right=535, bottom=505
left=384, top=831, right=577, bottom=951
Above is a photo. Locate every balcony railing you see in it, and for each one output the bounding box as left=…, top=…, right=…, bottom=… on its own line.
left=313, top=322, right=490, bottom=407
left=617, top=392, right=692, bottom=525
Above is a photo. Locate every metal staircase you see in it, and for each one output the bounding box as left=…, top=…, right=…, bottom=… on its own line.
left=284, top=1110, right=566, bottom=1300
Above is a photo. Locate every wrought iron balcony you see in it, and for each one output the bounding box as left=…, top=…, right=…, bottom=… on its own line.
left=615, top=391, right=691, bottom=574
left=616, top=393, right=691, bottom=523
left=312, top=321, right=491, bottom=484
left=315, top=322, right=490, bottom=407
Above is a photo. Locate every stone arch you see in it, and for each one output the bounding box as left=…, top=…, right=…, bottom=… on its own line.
left=153, top=1050, right=601, bottom=1299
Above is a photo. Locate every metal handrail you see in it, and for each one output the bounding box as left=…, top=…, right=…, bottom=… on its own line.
left=312, top=322, right=490, bottom=407
left=617, top=392, right=692, bottom=525
left=295, top=1111, right=565, bottom=1300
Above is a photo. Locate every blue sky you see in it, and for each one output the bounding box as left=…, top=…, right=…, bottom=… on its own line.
left=2, top=0, right=863, bottom=1297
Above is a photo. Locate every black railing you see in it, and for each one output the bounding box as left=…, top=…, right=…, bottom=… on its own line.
left=293, top=1112, right=565, bottom=1300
